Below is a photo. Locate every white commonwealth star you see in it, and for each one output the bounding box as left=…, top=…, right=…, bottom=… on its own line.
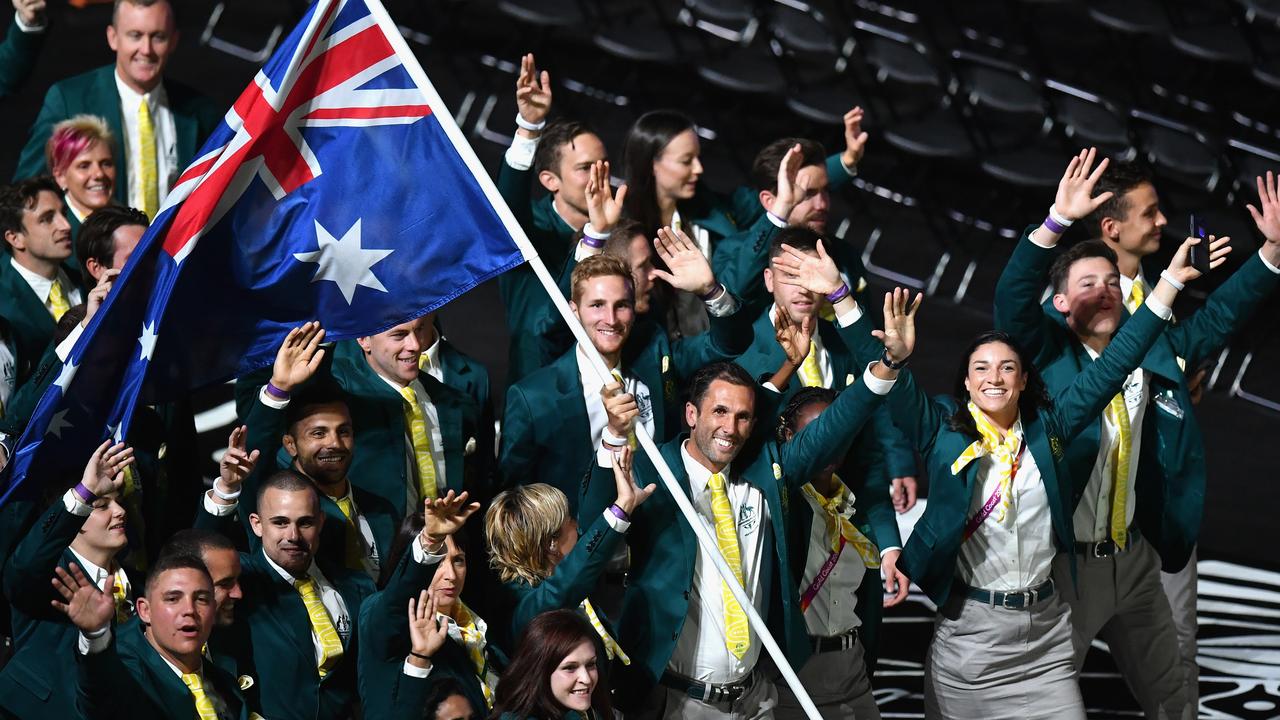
left=138, top=321, right=158, bottom=361
left=53, top=359, right=78, bottom=392
left=293, top=219, right=394, bottom=304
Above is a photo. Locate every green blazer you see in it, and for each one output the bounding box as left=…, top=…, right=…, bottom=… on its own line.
left=0, top=18, right=43, bottom=98
left=500, top=307, right=752, bottom=518
left=234, top=548, right=375, bottom=720
left=993, top=230, right=1280, bottom=571
left=0, top=255, right=63, bottom=386
left=76, top=618, right=257, bottom=720
left=495, top=159, right=580, bottom=384
left=15, top=65, right=221, bottom=203
left=577, top=379, right=886, bottom=709
left=438, top=339, right=494, bottom=470
left=838, top=305, right=1170, bottom=606
left=0, top=501, right=136, bottom=720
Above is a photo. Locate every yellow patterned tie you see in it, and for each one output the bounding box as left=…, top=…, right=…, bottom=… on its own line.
left=295, top=577, right=344, bottom=677
left=452, top=604, right=496, bottom=707
left=1106, top=392, right=1132, bottom=548
left=397, top=385, right=438, bottom=501
left=579, top=598, right=630, bottom=664
left=110, top=569, right=131, bottom=624
left=610, top=370, right=637, bottom=449
left=797, top=340, right=823, bottom=387
left=1126, top=280, right=1145, bottom=314
left=180, top=673, right=220, bottom=720
left=138, top=98, right=159, bottom=219
left=332, top=495, right=367, bottom=571
left=47, top=279, right=70, bottom=321
left=951, top=402, right=1023, bottom=524
left=801, top=481, right=880, bottom=568
left=707, top=472, right=749, bottom=659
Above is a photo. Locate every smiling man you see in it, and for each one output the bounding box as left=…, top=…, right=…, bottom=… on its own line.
left=14, top=0, right=219, bottom=216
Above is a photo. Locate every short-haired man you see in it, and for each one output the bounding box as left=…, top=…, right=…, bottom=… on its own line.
left=0, top=177, right=83, bottom=385
left=55, top=552, right=262, bottom=719
left=15, top=0, right=220, bottom=217
left=994, top=149, right=1280, bottom=717
left=160, top=528, right=243, bottom=631
left=0, top=0, right=47, bottom=98
left=501, top=227, right=751, bottom=517
left=75, top=204, right=146, bottom=285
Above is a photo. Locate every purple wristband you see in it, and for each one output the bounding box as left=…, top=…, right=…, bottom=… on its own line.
left=607, top=504, right=630, bottom=522
left=699, top=283, right=724, bottom=302
left=580, top=234, right=605, bottom=249
left=265, top=382, right=290, bottom=400
left=1042, top=215, right=1069, bottom=235
left=826, top=283, right=851, bottom=304
left=73, top=482, right=97, bottom=504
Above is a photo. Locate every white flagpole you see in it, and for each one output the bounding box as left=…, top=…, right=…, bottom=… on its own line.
left=367, top=2, right=822, bottom=716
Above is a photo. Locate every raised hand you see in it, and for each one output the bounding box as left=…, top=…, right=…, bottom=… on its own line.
left=1247, top=171, right=1280, bottom=265
left=216, top=425, right=260, bottom=499
left=768, top=144, right=804, bottom=220
left=81, top=439, right=133, bottom=498
left=585, top=160, right=627, bottom=234
left=881, top=549, right=910, bottom=607
left=841, top=106, right=869, bottom=169
left=611, top=447, right=656, bottom=515
left=774, top=306, right=813, bottom=367
left=1166, top=234, right=1232, bottom=285
left=1054, top=147, right=1113, bottom=222
left=515, top=53, right=552, bottom=128
left=770, top=239, right=843, bottom=296
left=51, top=564, right=115, bottom=633
left=871, top=288, right=923, bottom=365
left=270, top=322, right=325, bottom=394
left=83, top=268, right=120, bottom=326
left=407, top=589, right=449, bottom=666
left=14, top=0, right=47, bottom=27
left=422, top=490, right=480, bottom=547
left=653, top=227, right=716, bottom=297
left=601, top=381, right=638, bottom=442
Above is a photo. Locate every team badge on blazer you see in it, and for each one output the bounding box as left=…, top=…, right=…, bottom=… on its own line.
left=845, top=373, right=855, bottom=387
left=238, top=675, right=254, bottom=690
left=772, top=462, right=782, bottom=480
left=464, top=437, right=477, bottom=456
left=662, top=354, right=670, bottom=373
left=1049, top=436, right=1064, bottom=461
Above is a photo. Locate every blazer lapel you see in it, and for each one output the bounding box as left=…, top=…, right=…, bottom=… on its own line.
left=89, top=67, right=128, bottom=206
left=554, top=355, right=590, bottom=451
left=1024, top=421, right=1071, bottom=550
left=820, top=322, right=857, bottom=388
left=422, top=374, right=463, bottom=492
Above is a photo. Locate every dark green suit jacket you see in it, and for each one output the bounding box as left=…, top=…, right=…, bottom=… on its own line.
left=838, top=305, right=1170, bottom=606
left=0, top=255, right=69, bottom=386
left=438, top=339, right=494, bottom=473
left=0, top=18, right=43, bottom=98
left=234, top=549, right=375, bottom=720
left=76, top=617, right=256, bottom=720
left=993, top=230, right=1280, bottom=571
left=500, top=307, right=752, bottom=518
left=0, top=500, right=135, bottom=720
left=15, top=65, right=221, bottom=203
left=578, top=378, right=886, bottom=709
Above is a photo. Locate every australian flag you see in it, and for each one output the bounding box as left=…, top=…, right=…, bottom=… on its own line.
left=0, top=0, right=535, bottom=504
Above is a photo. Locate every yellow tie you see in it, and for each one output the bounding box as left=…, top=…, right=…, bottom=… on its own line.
left=1106, top=392, right=1132, bottom=548
left=397, top=385, right=438, bottom=501
left=797, top=340, right=823, bottom=388
left=451, top=604, right=496, bottom=707
left=180, top=673, right=220, bottom=720
left=295, top=577, right=344, bottom=677
left=706, top=472, right=750, bottom=659
left=110, top=569, right=131, bottom=624
left=801, top=481, right=880, bottom=568
left=47, top=279, right=70, bottom=321
left=417, top=352, right=432, bottom=372
left=951, top=402, right=1023, bottom=524
left=332, top=495, right=367, bottom=571
left=580, top=598, right=630, bottom=665
left=138, top=98, right=159, bottom=220
left=1127, top=280, right=1145, bottom=314
left=610, top=370, right=637, bottom=449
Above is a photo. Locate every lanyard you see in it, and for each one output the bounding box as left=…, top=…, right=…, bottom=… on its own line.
left=962, top=441, right=1025, bottom=541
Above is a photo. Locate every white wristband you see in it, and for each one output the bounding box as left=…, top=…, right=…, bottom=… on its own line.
left=515, top=114, right=546, bottom=132
left=1048, top=205, right=1074, bottom=228
left=1159, top=269, right=1185, bottom=292
left=212, top=480, right=242, bottom=501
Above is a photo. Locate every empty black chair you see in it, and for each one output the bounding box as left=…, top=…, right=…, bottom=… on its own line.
left=1044, top=79, right=1136, bottom=160
left=1131, top=109, right=1225, bottom=193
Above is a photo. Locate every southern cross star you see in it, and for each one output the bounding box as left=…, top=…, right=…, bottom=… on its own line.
left=293, top=219, right=394, bottom=304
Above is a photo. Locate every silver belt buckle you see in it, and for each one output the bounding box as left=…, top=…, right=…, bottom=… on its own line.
left=1002, top=590, right=1029, bottom=609
left=1093, top=541, right=1113, bottom=558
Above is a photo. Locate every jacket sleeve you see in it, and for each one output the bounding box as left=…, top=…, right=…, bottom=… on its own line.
left=497, top=383, right=538, bottom=490
left=15, top=80, right=66, bottom=180
left=0, top=20, right=43, bottom=99
left=713, top=212, right=778, bottom=312
left=1162, top=252, right=1280, bottom=367
left=3, top=499, right=87, bottom=614
left=993, top=226, right=1060, bottom=363
left=509, top=512, right=623, bottom=637
left=779, top=380, right=885, bottom=490
left=670, top=295, right=755, bottom=376
left=75, top=633, right=139, bottom=720
left=847, top=411, right=903, bottom=550
left=825, top=152, right=856, bottom=191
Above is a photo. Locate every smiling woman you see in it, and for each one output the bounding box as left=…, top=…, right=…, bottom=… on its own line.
left=492, top=609, right=613, bottom=720
left=45, top=115, right=116, bottom=224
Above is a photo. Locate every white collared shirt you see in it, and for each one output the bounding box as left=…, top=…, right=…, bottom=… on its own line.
left=669, top=442, right=772, bottom=684
left=262, top=554, right=353, bottom=665
left=373, top=373, right=447, bottom=509
left=576, top=348, right=654, bottom=452
left=797, top=483, right=865, bottom=637
left=1075, top=343, right=1148, bottom=543
left=671, top=208, right=713, bottom=261
left=10, top=256, right=83, bottom=313
left=113, top=71, right=178, bottom=210
left=65, top=194, right=90, bottom=223
left=420, top=337, right=443, bottom=384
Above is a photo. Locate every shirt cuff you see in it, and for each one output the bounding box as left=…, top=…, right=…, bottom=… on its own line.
left=14, top=11, right=47, bottom=33
left=835, top=300, right=865, bottom=328
left=1258, top=248, right=1280, bottom=274
left=762, top=381, right=781, bottom=393
left=505, top=135, right=539, bottom=171
left=595, top=444, right=622, bottom=469
left=411, top=533, right=447, bottom=564
left=56, top=323, right=85, bottom=361
left=602, top=508, right=631, bottom=533
left=63, top=488, right=93, bottom=516
left=203, top=491, right=238, bottom=516
left=839, top=156, right=858, bottom=177
left=79, top=626, right=112, bottom=655
left=704, top=287, right=738, bottom=317
left=879, top=545, right=902, bottom=559
left=402, top=659, right=433, bottom=678
left=574, top=239, right=601, bottom=261
left=258, top=385, right=290, bottom=410
left=1028, top=227, right=1057, bottom=249
left=765, top=211, right=787, bottom=228
left=862, top=362, right=897, bottom=395
left=1144, top=297, right=1174, bottom=321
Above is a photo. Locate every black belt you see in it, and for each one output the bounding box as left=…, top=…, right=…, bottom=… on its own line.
left=1074, top=526, right=1141, bottom=558
left=812, top=627, right=859, bottom=653
left=965, top=578, right=1055, bottom=610
left=660, top=670, right=753, bottom=704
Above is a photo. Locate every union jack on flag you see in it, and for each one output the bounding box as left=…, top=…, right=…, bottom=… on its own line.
left=0, top=0, right=534, bottom=504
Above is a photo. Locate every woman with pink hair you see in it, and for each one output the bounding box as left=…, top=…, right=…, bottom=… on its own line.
left=44, top=114, right=117, bottom=237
